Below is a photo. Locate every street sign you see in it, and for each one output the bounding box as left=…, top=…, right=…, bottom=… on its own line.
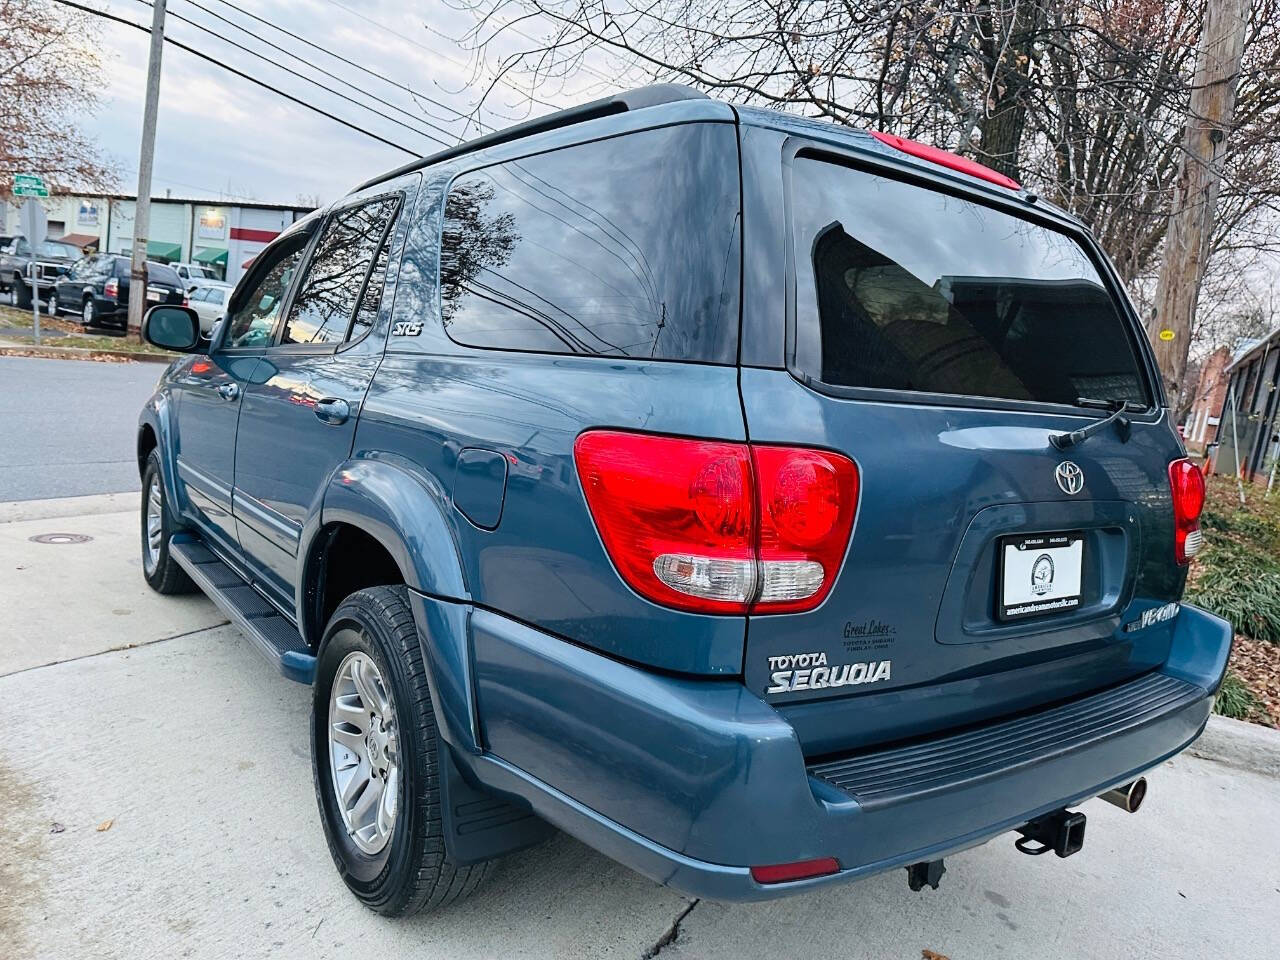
left=18, top=198, right=47, bottom=345
left=13, top=173, right=49, bottom=198
left=18, top=198, right=47, bottom=247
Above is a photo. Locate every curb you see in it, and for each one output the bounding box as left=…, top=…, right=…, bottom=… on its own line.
left=1189, top=714, right=1280, bottom=778
left=0, top=344, right=171, bottom=364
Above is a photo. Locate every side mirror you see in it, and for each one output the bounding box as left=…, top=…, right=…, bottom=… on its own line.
left=143, top=305, right=202, bottom=353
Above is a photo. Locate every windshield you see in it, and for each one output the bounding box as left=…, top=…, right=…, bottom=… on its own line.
left=791, top=156, right=1151, bottom=408
left=187, top=265, right=210, bottom=278
left=38, top=241, right=80, bottom=259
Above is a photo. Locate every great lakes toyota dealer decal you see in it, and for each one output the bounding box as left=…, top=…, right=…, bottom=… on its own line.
left=767, top=652, right=892, bottom=694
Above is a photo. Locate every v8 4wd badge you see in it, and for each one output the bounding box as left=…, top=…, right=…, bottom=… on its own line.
left=767, top=651, right=892, bottom=694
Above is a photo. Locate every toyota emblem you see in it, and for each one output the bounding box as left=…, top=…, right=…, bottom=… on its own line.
left=1055, top=461, right=1084, bottom=495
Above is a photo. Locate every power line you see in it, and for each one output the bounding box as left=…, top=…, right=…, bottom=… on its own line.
left=315, top=0, right=563, bottom=112
left=49, top=0, right=419, bottom=157
left=128, top=0, right=452, bottom=148
left=201, top=0, right=492, bottom=136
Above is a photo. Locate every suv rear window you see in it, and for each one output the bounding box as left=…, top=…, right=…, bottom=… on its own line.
left=147, top=262, right=182, bottom=285
left=438, top=123, right=740, bottom=363
left=791, top=156, right=1151, bottom=408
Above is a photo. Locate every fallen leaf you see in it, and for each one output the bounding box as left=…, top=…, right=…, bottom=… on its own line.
left=923, top=951, right=951, bottom=960
left=96, top=818, right=114, bottom=832
left=50, top=822, right=65, bottom=834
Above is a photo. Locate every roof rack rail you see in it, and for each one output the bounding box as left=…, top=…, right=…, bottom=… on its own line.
left=353, top=84, right=709, bottom=192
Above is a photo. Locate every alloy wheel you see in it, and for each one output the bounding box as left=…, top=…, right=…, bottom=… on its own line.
left=143, top=472, right=163, bottom=573
left=328, top=647, right=400, bottom=855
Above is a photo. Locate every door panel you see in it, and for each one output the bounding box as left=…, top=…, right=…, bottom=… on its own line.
left=231, top=180, right=415, bottom=613
left=170, top=353, right=262, bottom=554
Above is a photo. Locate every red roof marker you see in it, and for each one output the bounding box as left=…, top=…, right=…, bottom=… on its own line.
left=869, top=131, right=1021, bottom=191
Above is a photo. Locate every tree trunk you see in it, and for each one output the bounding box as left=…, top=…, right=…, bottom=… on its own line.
left=1150, top=0, right=1252, bottom=405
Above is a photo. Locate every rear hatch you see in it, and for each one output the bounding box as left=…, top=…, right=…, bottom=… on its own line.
left=742, top=151, right=1186, bottom=754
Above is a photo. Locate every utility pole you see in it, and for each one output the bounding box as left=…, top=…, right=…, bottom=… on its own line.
left=128, top=0, right=167, bottom=339
left=1149, top=0, right=1251, bottom=409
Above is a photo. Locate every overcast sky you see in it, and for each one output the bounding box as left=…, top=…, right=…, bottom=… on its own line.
left=83, top=0, right=608, bottom=207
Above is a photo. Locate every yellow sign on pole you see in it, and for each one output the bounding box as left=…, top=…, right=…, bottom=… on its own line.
left=1158, top=329, right=1176, bottom=341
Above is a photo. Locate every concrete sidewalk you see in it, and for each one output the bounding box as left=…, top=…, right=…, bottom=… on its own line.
left=3, top=503, right=1278, bottom=959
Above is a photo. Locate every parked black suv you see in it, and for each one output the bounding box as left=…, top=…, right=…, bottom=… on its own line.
left=48, top=255, right=186, bottom=329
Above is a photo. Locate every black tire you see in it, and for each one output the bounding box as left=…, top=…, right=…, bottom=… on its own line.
left=140, top=448, right=196, bottom=594
left=312, top=586, right=492, bottom=916
left=81, top=297, right=96, bottom=328
left=13, top=276, right=31, bottom=309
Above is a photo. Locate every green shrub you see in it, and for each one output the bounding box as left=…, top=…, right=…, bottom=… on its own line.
left=1186, top=543, right=1280, bottom=645
left=1214, top=672, right=1265, bottom=722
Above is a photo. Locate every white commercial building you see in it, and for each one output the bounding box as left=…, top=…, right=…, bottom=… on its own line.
left=1, top=193, right=313, bottom=285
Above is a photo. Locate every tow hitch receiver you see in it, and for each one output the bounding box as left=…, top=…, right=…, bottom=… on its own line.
left=1015, top=809, right=1086, bottom=858
left=905, top=859, right=946, bottom=891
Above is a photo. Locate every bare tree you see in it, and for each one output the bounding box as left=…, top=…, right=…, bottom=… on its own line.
left=0, top=0, right=117, bottom=194
left=448, top=0, right=1280, bottom=341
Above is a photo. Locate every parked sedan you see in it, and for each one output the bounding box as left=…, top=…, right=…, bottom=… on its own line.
left=187, top=282, right=232, bottom=333
left=49, top=255, right=186, bottom=330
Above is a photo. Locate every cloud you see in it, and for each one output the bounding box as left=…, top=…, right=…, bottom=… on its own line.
left=81, top=0, right=582, bottom=205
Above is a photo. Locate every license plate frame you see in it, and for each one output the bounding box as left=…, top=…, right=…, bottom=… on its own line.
left=998, top=530, right=1084, bottom=621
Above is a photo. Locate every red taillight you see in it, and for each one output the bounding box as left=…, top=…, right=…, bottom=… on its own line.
left=573, top=431, right=858, bottom=614
left=750, top=857, right=840, bottom=884
left=1169, top=458, right=1205, bottom=564
left=182, top=297, right=189, bottom=307
left=870, top=130, right=1022, bottom=190
left=104, top=278, right=118, bottom=299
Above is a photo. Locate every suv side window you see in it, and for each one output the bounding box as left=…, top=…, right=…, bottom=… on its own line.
left=225, top=234, right=309, bottom=349
left=437, top=123, right=740, bottom=363
left=281, top=196, right=399, bottom=346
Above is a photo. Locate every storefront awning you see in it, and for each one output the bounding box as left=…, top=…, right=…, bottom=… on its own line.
left=193, top=247, right=228, bottom=266
left=146, top=240, right=182, bottom=262
left=59, top=233, right=100, bottom=251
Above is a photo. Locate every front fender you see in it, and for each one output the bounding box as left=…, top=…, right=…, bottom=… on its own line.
left=311, top=456, right=469, bottom=609
left=138, top=388, right=182, bottom=514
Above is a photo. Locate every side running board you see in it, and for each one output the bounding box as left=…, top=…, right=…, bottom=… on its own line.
left=170, top=535, right=316, bottom=684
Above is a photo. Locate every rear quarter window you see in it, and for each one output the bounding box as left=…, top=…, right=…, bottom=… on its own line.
left=147, top=263, right=182, bottom=286
left=790, top=155, right=1151, bottom=408
left=437, top=123, right=741, bottom=363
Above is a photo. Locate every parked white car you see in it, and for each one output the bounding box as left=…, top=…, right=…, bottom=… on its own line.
left=174, top=262, right=221, bottom=291
left=187, top=282, right=231, bottom=333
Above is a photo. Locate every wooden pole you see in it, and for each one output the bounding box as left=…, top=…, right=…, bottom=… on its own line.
left=128, top=0, right=167, bottom=340
left=1149, top=0, right=1251, bottom=405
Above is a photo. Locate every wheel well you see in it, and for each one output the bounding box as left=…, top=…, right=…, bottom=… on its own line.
left=137, top=425, right=157, bottom=476
left=306, top=523, right=406, bottom=646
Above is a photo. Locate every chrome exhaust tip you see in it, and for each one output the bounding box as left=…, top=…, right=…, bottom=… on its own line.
left=1099, top=777, right=1147, bottom=813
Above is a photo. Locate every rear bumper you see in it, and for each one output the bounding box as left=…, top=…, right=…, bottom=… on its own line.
left=445, top=600, right=1230, bottom=901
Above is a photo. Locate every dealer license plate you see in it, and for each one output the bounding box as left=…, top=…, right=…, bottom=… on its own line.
left=998, top=531, right=1083, bottom=621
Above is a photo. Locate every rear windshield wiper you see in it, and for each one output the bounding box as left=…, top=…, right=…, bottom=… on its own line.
left=1049, top=398, right=1144, bottom=450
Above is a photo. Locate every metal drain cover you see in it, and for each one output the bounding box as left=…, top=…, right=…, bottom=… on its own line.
left=29, top=533, right=93, bottom=545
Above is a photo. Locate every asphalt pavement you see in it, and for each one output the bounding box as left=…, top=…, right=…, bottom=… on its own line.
left=0, top=356, right=162, bottom=501
left=2, top=493, right=1279, bottom=959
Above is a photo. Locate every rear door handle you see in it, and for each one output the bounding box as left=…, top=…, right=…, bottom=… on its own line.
left=314, top=397, right=350, bottom=425
left=217, top=382, right=239, bottom=401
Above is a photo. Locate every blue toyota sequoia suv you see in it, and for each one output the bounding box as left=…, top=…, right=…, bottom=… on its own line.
left=137, top=85, right=1231, bottom=914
